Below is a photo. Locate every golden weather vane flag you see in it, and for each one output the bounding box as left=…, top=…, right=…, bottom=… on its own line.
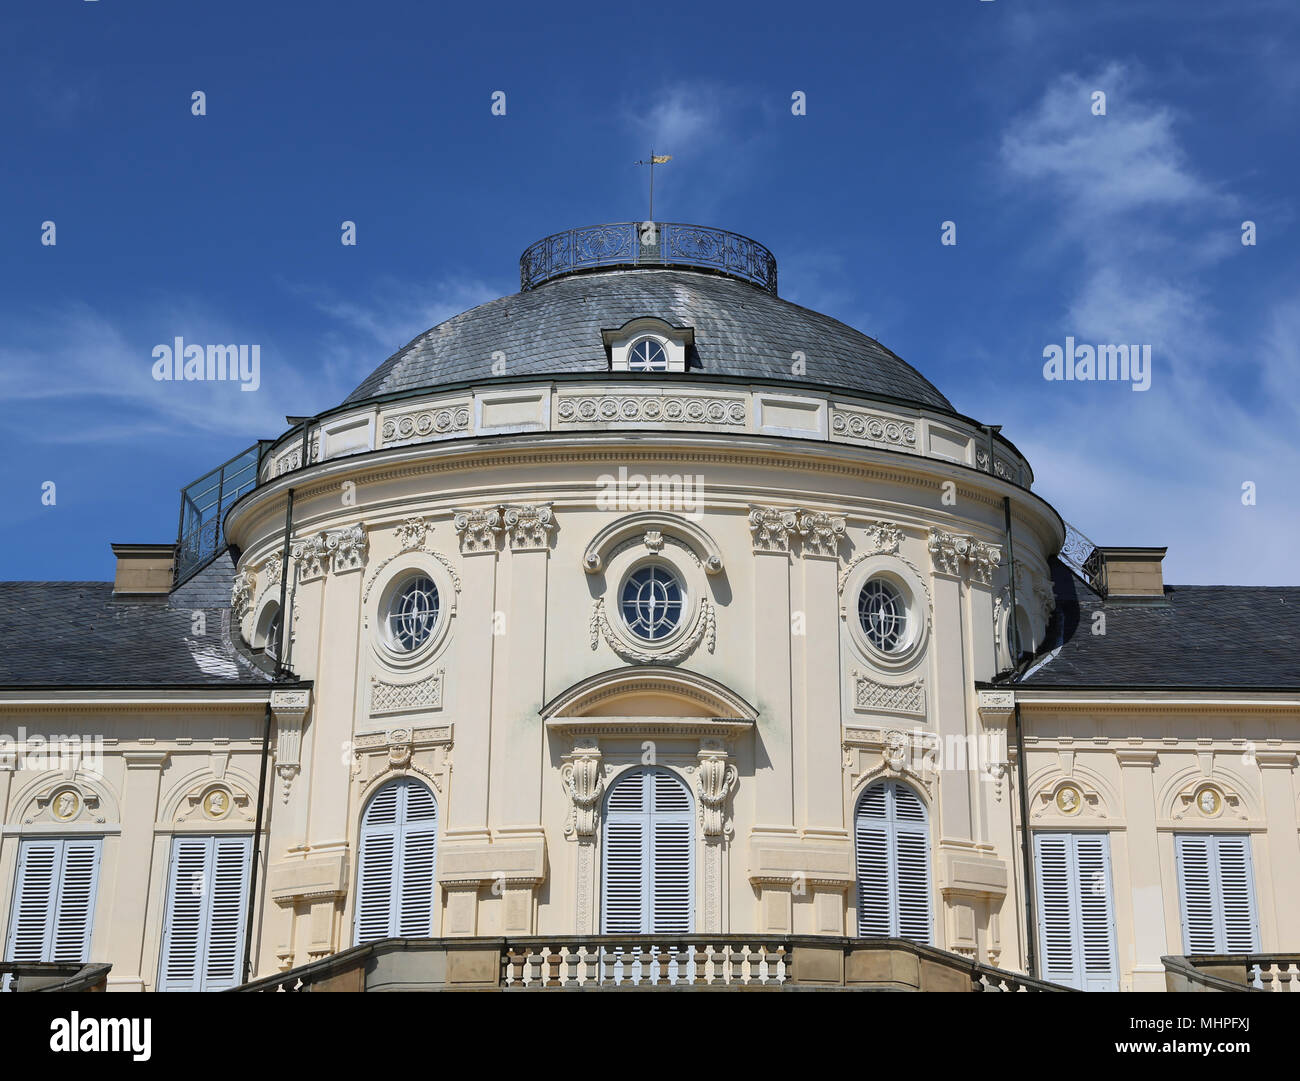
left=634, top=151, right=672, bottom=221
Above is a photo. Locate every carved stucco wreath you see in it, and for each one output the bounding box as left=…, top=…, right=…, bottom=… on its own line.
left=589, top=595, right=716, bottom=664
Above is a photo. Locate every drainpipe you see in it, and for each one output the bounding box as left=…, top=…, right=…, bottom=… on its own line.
left=243, top=702, right=273, bottom=985
left=1002, top=494, right=1037, bottom=979
left=274, top=489, right=294, bottom=677
left=244, top=487, right=294, bottom=984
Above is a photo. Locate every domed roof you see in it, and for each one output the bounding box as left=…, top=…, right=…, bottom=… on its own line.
left=345, top=226, right=952, bottom=412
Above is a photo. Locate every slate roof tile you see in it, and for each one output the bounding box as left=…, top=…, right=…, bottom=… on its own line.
left=344, top=268, right=953, bottom=411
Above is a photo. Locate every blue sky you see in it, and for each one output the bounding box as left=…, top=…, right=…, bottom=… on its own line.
left=2, top=0, right=1297, bottom=584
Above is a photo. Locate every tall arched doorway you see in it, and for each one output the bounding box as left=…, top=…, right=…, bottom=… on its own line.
left=854, top=779, right=932, bottom=943
left=354, top=777, right=439, bottom=943
left=601, top=766, right=694, bottom=934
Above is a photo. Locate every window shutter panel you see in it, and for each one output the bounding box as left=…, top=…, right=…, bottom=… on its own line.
left=854, top=820, right=892, bottom=937
left=1036, top=833, right=1118, bottom=991
left=1074, top=834, right=1118, bottom=990
left=49, top=839, right=100, bottom=963
left=893, top=829, right=931, bottom=943
left=396, top=783, right=438, bottom=937
left=158, top=835, right=251, bottom=992
left=203, top=836, right=251, bottom=990
left=1035, top=833, right=1076, bottom=983
left=354, top=833, right=397, bottom=943
left=602, top=818, right=646, bottom=933
left=1215, top=835, right=1259, bottom=953
left=1176, top=834, right=1219, bottom=953
left=1178, top=833, right=1258, bottom=954
left=854, top=781, right=931, bottom=943
left=5, top=840, right=60, bottom=962
left=159, top=837, right=210, bottom=991
left=650, top=818, right=693, bottom=934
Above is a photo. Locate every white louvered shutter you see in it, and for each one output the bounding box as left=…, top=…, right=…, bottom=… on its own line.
left=1176, top=833, right=1259, bottom=954
left=649, top=770, right=694, bottom=934
left=204, top=837, right=252, bottom=989
left=157, top=835, right=251, bottom=992
left=854, top=784, right=891, bottom=937
left=355, top=778, right=438, bottom=944
left=396, top=781, right=438, bottom=936
left=855, top=781, right=931, bottom=943
left=602, top=768, right=694, bottom=934
left=1034, top=832, right=1118, bottom=991
left=5, top=838, right=101, bottom=964
left=159, top=837, right=208, bottom=990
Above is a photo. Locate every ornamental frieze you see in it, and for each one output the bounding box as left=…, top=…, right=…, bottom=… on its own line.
left=556, top=394, right=747, bottom=426
left=369, top=671, right=444, bottom=716
left=852, top=672, right=926, bottom=717
left=830, top=407, right=918, bottom=450
left=381, top=404, right=470, bottom=446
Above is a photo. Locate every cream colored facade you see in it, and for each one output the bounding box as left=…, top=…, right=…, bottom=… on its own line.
left=3, top=269, right=1297, bottom=994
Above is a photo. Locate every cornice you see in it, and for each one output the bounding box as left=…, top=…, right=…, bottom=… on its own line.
left=1013, top=690, right=1300, bottom=713
left=226, top=430, right=1064, bottom=555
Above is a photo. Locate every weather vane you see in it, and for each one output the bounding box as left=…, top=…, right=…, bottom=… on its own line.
left=634, top=150, right=671, bottom=221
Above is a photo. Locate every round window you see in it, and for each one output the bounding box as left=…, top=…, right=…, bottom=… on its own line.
left=621, top=565, right=684, bottom=640
left=858, top=578, right=907, bottom=653
left=386, top=574, right=440, bottom=652
left=627, top=337, right=669, bottom=372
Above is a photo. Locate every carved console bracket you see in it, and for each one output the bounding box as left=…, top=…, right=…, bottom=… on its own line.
left=270, top=688, right=311, bottom=805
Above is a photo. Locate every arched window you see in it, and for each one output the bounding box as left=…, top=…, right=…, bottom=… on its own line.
left=354, top=777, right=439, bottom=944
left=854, top=780, right=932, bottom=943
left=601, top=767, right=693, bottom=934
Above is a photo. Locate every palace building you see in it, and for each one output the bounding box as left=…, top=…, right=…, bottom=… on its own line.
left=2, top=222, right=1297, bottom=993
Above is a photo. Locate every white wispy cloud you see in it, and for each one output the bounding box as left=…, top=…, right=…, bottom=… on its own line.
left=981, top=62, right=1299, bottom=584
left=0, top=276, right=502, bottom=449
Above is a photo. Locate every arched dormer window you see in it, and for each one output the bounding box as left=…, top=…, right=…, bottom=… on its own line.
left=603, top=317, right=693, bottom=374
left=854, top=779, right=932, bottom=943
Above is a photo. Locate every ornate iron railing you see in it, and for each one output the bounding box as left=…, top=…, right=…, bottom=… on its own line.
left=1059, top=519, right=1106, bottom=597
left=520, top=222, right=778, bottom=295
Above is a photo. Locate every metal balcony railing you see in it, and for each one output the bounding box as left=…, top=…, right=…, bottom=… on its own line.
left=1059, top=519, right=1106, bottom=597
left=520, top=223, right=779, bottom=295
left=173, top=444, right=260, bottom=585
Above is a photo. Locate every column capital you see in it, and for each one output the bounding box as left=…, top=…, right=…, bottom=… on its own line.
left=453, top=507, right=503, bottom=554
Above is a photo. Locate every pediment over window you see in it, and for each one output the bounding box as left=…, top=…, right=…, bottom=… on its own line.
left=542, top=666, right=755, bottom=740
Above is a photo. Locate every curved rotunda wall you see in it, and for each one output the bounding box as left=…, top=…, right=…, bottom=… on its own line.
left=220, top=224, right=1064, bottom=969
left=226, top=422, right=1059, bottom=965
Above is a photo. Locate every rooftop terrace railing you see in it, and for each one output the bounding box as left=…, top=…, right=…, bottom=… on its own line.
left=520, top=222, right=779, bottom=295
